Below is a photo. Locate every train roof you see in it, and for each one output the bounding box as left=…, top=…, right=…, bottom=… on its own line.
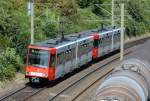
left=31, top=27, right=121, bottom=48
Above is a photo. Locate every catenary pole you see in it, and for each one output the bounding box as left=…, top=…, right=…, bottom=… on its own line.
left=120, top=0, right=124, bottom=60
left=30, top=0, right=34, bottom=44
left=112, top=0, right=115, bottom=27
left=111, top=0, right=115, bottom=50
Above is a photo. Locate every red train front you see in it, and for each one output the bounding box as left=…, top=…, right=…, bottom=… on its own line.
left=25, top=45, right=56, bottom=83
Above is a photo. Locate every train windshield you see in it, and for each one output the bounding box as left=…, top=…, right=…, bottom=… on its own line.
left=28, top=49, right=49, bottom=68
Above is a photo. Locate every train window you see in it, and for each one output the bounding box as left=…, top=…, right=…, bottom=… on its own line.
left=50, top=54, right=55, bottom=67
left=57, top=54, right=60, bottom=64
left=84, top=44, right=88, bottom=52
left=64, top=51, right=67, bottom=61
left=107, top=36, right=109, bottom=40
left=79, top=45, right=83, bottom=56
left=82, top=46, right=84, bottom=54
left=99, top=39, right=102, bottom=44
left=66, top=49, right=71, bottom=61
left=100, top=38, right=103, bottom=46
left=62, top=49, right=72, bottom=61
left=71, top=48, right=75, bottom=58
left=118, top=31, right=120, bottom=34
left=57, top=52, right=64, bottom=64
left=69, top=49, right=73, bottom=59
left=69, top=49, right=72, bottom=60
left=58, top=53, right=61, bottom=64
left=107, top=34, right=109, bottom=39
left=61, top=52, right=65, bottom=63
left=28, top=49, right=49, bottom=68
left=88, top=42, right=93, bottom=52
left=93, top=39, right=99, bottom=48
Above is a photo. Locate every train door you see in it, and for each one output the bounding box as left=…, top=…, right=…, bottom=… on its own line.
left=64, top=47, right=73, bottom=74
left=98, top=38, right=103, bottom=57
left=102, top=35, right=107, bottom=55
left=71, top=47, right=76, bottom=70
left=101, top=36, right=106, bottom=56
left=79, top=39, right=92, bottom=65
left=78, top=41, right=84, bottom=66
left=107, top=34, right=112, bottom=52
left=55, top=49, right=64, bottom=79
left=116, top=31, right=121, bottom=49
left=87, top=39, right=93, bottom=62
left=106, top=34, right=111, bottom=53
left=113, top=31, right=120, bottom=50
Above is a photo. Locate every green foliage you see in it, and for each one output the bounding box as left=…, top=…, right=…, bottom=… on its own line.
left=0, top=48, right=24, bottom=81
left=77, top=0, right=103, bottom=8
left=127, top=1, right=144, bottom=22
left=0, top=48, right=24, bottom=71
left=0, top=35, right=11, bottom=51
left=126, top=0, right=150, bottom=37
left=0, top=65, right=16, bottom=81
left=53, top=0, right=78, bottom=16
left=0, top=0, right=30, bottom=56
left=75, top=8, right=101, bottom=30
left=77, top=0, right=91, bottom=8
left=34, top=9, right=59, bottom=39
left=77, top=0, right=104, bottom=15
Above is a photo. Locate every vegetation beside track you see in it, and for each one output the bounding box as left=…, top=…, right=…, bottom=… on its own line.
left=0, top=0, right=149, bottom=82
left=0, top=48, right=24, bottom=81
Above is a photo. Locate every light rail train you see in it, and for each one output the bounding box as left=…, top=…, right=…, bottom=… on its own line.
left=25, top=27, right=121, bottom=83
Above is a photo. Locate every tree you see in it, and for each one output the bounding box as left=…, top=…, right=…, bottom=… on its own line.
left=127, top=1, right=144, bottom=22
left=77, top=0, right=104, bottom=15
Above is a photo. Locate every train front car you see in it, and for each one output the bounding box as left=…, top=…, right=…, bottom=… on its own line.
left=25, top=45, right=56, bottom=83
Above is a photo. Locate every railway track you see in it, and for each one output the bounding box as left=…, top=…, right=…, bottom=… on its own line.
left=0, top=36, right=149, bottom=101
left=0, top=86, right=27, bottom=101
left=0, top=86, right=46, bottom=101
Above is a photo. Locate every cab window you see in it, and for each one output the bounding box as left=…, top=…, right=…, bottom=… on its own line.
left=50, top=54, right=55, bottom=67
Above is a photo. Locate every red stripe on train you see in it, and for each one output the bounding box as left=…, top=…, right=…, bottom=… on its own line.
left=92, top=48, right=98, bottom=59
left=49, top=48, right=56, bottom=80
left=48, top=68, right=55, bottom=80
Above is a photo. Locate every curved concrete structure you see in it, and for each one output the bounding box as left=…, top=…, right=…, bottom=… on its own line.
left=93, top=59, right=150, bottom=101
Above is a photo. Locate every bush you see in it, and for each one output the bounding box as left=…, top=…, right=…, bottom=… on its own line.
left=0, top=65, right=16, bottom=81
left=0, top=47, right=24, bottom=81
